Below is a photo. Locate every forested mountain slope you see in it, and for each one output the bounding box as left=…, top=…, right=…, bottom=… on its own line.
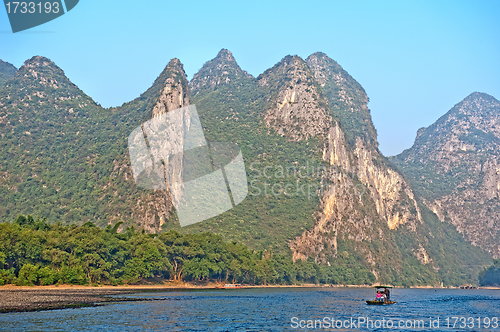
left=0, top=60, right=17, bottom=87
left=0, top=51, right=492, bottom=286
left=392, top=92, right=500, bottom=257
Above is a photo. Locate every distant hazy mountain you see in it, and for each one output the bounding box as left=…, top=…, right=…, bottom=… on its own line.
left=0, top=51, right=491, bottom=286
left=392, top=92, right=500, bottom=257
left=0, top=60, right=17, bottom=87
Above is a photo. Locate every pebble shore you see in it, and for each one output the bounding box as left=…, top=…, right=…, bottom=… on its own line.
left=0, top=288, right=144, bottom=313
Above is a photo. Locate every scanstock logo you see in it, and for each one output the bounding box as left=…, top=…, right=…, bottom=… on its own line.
left=3, top=0, right=79, bottom=33
left=128, top=105, right=248, bottom=227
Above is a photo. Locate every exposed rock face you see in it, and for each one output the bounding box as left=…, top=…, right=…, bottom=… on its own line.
left=151, top=59, right=189, bottom=118
left=393, top=92, right=500, bottom=257
left=190, top=49, right=253, bottom=96
left=306, top=52, right=377, bottom=145
left=290, top=123, right=422, bottom=263
left=306, top=52, right=368, bottom=112
left=258, top=55, right=331, bottom=141
left=323, top=123, right=350, bottom=169
left=0, top=55, right=191, bottom=234
left=104, top=158, right=174, bottom=233
left=1, top=51, right=492, bottom=285
left=353, top=138, right=422, bottom=230
left=128, top=59, right=191, bottom=232
left=134, top=189, right=173, bottom=233
left=258, top=53, right=425, bottom=264
left=415, top=244, right=432, bottom=265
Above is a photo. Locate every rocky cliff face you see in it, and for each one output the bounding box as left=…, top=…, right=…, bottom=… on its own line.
left=126, top=58, right=191, bottom=232
left=285, top=53, right=422, bottom=264
left=0, top=51, right=492, bottom=285
left=251, top=53, right=423, bottom=266
left=393, top=92, right=500, bottom=257
left=151, top=59, right=189, bottom=118
left=257, top=56, right=331, bottom=141
left=306, top=52, right=377, bottom=145
left=0, top=56, right=191, bottom=233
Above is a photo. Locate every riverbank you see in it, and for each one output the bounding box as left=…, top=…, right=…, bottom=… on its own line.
left=0, top=288, right=148, bottom=313
left=0, top=281, right=365, bottom=291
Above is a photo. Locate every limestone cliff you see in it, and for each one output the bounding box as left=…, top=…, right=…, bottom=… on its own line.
left=151, top=59, right=189, bottom=118
left=0, top=52, right=492, bottom=285
left=127, top=59, right=191, bottom=232
left=306, top=52, right=377, bottom=145
left=393, top=92, right=500, bottom=257
left=0, top=55, right=192, bottom=233
left=256, top=53, right=424, bottom=267
left=257, top=56, right=331, bottom=141
left=290, top=122, right=423, bottom=263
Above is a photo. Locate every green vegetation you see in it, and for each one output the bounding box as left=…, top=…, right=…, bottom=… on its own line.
left=305, top=52, right=377, bottom=148
left=391, top=92, right=500, bottom=256
left=0, top=213, right=485, bottom=287
left=479, top=260, right=500, bottom=286
left=392, top=93, right=500, bottom=201
left=0, top=59, right=17, bottom=88
left=0, top=56, right=169, bottom=227
left=0, top=215, right=375, bottom=286
left=183, top=72, right=323, bottom=253
left=0, top=54, right=494, bottom=288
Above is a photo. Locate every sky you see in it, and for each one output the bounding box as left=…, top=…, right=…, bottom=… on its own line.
left=1, top=0, right=499, bottom=156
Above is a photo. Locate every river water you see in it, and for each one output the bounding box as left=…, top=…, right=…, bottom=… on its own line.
left=1, top=288, right=499, bottom=331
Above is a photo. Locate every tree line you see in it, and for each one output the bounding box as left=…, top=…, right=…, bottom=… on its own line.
left=479, top=259, right=500, bottom=286
left=0, top=215, right=375, bottom=286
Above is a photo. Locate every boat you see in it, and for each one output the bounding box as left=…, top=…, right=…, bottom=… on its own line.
left=366, top=286, right=397, bottom=305
left=216, top=284, right=242, bottom=289
left=459, top=285, right=477, bottom=289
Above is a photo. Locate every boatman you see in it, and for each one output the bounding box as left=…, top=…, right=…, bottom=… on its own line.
left=384, top=288, right=390, bottom=301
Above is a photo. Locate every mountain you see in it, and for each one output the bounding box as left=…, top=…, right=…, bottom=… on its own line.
left=392, top=92, right=500, bottom=257
left=190, top=49, right=253, bottom=97
left=0, top=52, right=492, bottom=286
left=184, top=50, right=491, bottom=285
left=258, top=55, right=331, bottom=141
left=305, top=52, right=376, bottom=146
left=0, top=60, right=17, bottom=87
left=185, top=51, right=322, bottom=256
left=0, top=56, right=189, bottom=232
left=287, top=53, right=422, bottom=260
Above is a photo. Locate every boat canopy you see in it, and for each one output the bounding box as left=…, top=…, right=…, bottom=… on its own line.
left=373, top=286, right=393, bottom=288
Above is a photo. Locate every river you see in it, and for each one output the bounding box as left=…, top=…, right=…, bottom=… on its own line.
left=1, top=287, right=499, bottom=331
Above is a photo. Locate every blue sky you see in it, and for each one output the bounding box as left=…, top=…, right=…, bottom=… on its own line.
left=1, top=0, right=499, bottom=156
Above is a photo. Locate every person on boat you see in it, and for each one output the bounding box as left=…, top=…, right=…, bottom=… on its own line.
left=384, top=288, right=390, bottom=301
left=381, top=292, right=387, bottom=303
left=376, top=291, right=382, bottom=302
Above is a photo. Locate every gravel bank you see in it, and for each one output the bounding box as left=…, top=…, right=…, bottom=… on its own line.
left=0, top=288, right=145, bottom=313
